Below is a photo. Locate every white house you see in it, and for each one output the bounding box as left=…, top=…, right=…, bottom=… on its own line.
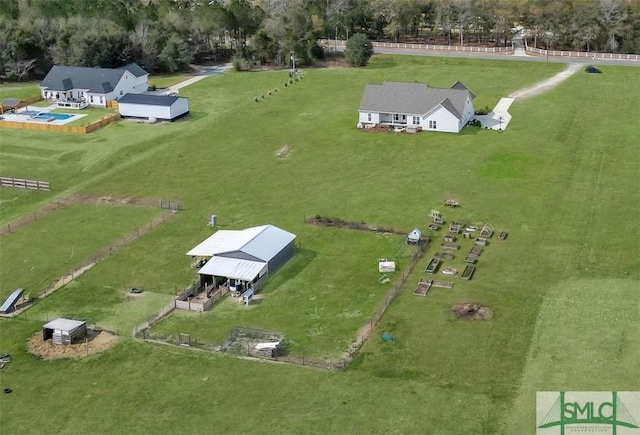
left=186, top=225, right=296, bottom=294
left=357, top=81, right=476, bottom=133
left=117, top=94, right=189, bottom=121
left=40, top=63, right=149, bottom=109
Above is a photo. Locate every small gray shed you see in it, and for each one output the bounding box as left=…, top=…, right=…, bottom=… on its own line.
left=42, top=318, right=87, bottom=345
left=407, top=228, right=422, bottom=244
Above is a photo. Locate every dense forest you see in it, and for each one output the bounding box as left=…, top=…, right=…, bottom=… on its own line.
left=0, top=0, right=638, bottom=80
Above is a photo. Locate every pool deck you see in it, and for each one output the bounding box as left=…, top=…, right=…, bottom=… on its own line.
left=0, top=104, right=86, bottom=126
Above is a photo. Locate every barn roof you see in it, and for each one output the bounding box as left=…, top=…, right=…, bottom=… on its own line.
left=119, top=93, right=180, bottom=106
left=198, top=257, right=267, bottom=281
left=358, top=81, right=474, bottom=120
left=43, top=318, right=86, bottom=332
left=186, top=225, right=296, bottom=262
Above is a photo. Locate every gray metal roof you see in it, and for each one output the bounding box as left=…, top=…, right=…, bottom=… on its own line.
left=358, top=81, right=474, bottom=120
left=43, top=318, right=86, bottom=332
left=1, top=98, right=24, bottom=107
left=40, top=63, right=148, bottom=93
left=187, top=225, right=296, bottom=262
left=241, top=225, right=296, bottom=262
left=119, top=93, right=179, bottom=107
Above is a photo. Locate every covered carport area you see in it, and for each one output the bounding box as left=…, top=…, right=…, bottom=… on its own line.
left=197, top=256, right=268, bottom=296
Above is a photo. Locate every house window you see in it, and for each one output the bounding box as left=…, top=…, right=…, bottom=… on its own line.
left=412, top=116, right=420, bottom=125
left=90, top=96, right=94, bottom=103
left=367, top=113, right=371, bottom=122
left=429, top=120, right=437, bottom=129
left=394, top=114, right=399, bottom=122
left=99, top=96, right=104, bottom=104
left=120, top=90, right=123, bottom=96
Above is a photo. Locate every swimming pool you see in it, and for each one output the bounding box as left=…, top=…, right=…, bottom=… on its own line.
left=33, top=113, right=73, bottom=121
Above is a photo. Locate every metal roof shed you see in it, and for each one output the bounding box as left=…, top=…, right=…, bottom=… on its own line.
left=407, top=228, right=422, bottom=244
left=42, top=318, right=87, bottom=345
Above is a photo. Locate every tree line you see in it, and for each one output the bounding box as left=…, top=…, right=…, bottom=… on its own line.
left=0, top=0, right=638, bottom=80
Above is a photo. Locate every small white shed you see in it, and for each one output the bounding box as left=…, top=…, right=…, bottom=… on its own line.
left=42, top=318, right=87, bottom=345
left=118, top=93, right=189, bottom=121
left=407, top=228, right=422, bottom=244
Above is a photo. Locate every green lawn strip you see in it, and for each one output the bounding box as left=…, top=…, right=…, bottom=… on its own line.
left=150, top=229, right=415, bottom=357
left=52, top=107, right=117, bottom=126
left=0, top=82, right=40, bottom=100
left=0, top=203, right=160, bottom=299
left=502, top=279, right=640, bottom=434
left=149, top=73, right=193, bottom=89
left=0, top=333, right=491, bottom=434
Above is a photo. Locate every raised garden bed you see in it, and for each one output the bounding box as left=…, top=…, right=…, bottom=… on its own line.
left=433, top=281, right=454, bottom=288
left=475, top=237, right=488, bottom=246
left=441, top=242, right=460, bottom=250
left=498, top=231, right=508, bottom=240
left=414, top=278, right=433, bottom=296
left=425, top=258, right=441, bottom=274
left=434, top=252, right=455, bottom=260
left=462, top=265, right=475, bottom=280
left=470, top=246, right=483, bottom=256
left=464, top=256, right=478, bottom=264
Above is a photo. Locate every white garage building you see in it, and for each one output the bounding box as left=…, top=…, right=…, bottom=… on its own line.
left=118, top=93, right=189, bottom=121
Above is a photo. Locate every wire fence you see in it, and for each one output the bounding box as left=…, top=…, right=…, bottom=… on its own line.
left=136, top=240, right=429, bottom=372
left=38, top=209, right=176, bottom=300
left=1, top=194, right=179, bottom=237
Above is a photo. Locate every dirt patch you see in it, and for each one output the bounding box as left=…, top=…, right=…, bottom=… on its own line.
left=306, top=215, right=409, bottom=235
left=27, top=329, right=118, bottom=360
left=452, top=303, right=493, bottom=320
left=509, top=63, right=582, bottom=100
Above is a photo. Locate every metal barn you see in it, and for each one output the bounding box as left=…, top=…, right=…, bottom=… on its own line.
left=42, top=318, right=87, bottom=345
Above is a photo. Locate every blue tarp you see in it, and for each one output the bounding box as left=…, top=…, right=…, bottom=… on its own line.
left=0, top=288, right=24, bottom=314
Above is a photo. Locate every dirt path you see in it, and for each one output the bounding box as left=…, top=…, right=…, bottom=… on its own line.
left=476, top=63, right=583, bottom=130
left=509, top=63, right=582, bottom=100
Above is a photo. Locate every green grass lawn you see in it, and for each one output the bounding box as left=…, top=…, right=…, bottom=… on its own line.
left=148, top=73, right=192, bottom=89
left=57, top=107, right=118, bottom=126
left=0, top=204, right=161, bottom=299
left=0, top=82, right=40, bottom=100
left=0, top=56, right=638, bottom=434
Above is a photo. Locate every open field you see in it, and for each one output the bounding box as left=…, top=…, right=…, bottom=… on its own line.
left=0, top=55, right=638, bottom=434
left=0, top=203, right=161, bottom=299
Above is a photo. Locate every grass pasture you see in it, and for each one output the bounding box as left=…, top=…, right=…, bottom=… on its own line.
left=0, top=203, right=161, bottom=299
left=0, top=55, right=638, bottom=434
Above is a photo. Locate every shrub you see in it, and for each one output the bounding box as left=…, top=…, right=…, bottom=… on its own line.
left=232, top=55, right=253, bottom=72
left=345, top=33, right=374, bottom=67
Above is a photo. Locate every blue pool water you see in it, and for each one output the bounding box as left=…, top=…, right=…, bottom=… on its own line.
left=34, top=113, right=73, bottom=120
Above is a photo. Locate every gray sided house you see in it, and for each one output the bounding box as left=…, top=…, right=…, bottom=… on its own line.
left=118, top=94, right=189, bottom=121
left=40, top=63, right=149, bottom=108
left=186, top=225, right=296, bottom=294
left=357, top=81, right=476, bottom=133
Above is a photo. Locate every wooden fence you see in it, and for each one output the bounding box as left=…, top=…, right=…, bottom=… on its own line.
left=0, top=176, right=50, bottom=191
left=0, top=112, right=120, bottom=134
left=106, top=100, right=119, bottom=109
